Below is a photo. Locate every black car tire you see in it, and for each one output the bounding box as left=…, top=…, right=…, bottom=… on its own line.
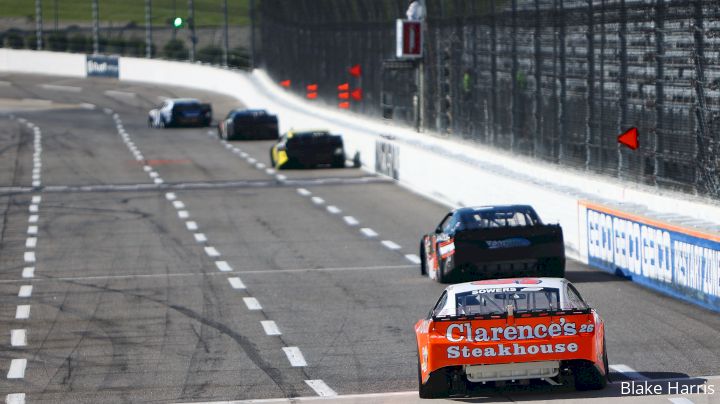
left=269, top=150, right=276, bottom=168
left=419, top=241, right=427, bottom=276
left=331, top=156, right=345, bottom=168
left=417, top=357, right=450, bottom=399
left=573, top=358, right=608, bottom=391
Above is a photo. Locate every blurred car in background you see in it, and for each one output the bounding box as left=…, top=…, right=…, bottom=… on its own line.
left=420, top=205, right=565, bottom=283
left=148, top=98, right=212, bottom=128
left=217, top=109, right=279, bottom=140
left=270, top=129, right=345, bottom=169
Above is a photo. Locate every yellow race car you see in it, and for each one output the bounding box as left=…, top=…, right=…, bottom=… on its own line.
left=270, top=129, right=346, bottom=169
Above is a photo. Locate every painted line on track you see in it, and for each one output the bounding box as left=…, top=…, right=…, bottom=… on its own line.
left=381, top=240, right=401, bottom=250
left=405, top=254, right=421, bottom=264
left=5, top=393, right=25, bottom=404
left=297, top=188, right=311, bottom=196
left=243, top=297, right=262, bottom=310
left=360, top=228, right=378, bottom=238
left=204, top=246, right=221, bottom=257
left=17, top=285, right=32, bottom=298
left=227, top=277, right=246, bottom=289
left=326, top=205, right=341, bottom=214
left=15, top=305, right=30, bottom=319
left=215, top=261, right=233, bottom=272
left=21, top=267, right=34, bottom=278
left=304, top=380, right=337, bottom=397
left=260, top=320, right=282, bottom=336
left=6, top=359, right=27, bottom=379
left=186, top=221, right=198, bottom=231
left=10, top=330, right=27, bottom=347
left=343, top=216, right=359, bottom=226
left=193, top=233, right=207, bottom=243
left=610, top=364, right=649, bottom=381
left=282, top=347, right=307, bottom=367
left=168, top=390, right=418, bottom=404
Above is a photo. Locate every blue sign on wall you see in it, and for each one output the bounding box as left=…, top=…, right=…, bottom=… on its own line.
left=584, top=202, right=720, bottom=312
left=86, top=55, right=119, bottom=78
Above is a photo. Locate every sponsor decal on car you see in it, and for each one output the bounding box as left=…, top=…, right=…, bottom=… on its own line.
left=486, top=237, right=531, bottom=249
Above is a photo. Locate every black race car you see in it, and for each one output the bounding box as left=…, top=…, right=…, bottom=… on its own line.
left=270, top=129, right=345, bottom=169
left=218, top=109, right=279, bottom=140
left=420, top=205, right=565, bottom=283
left=148, top=98, right=212, bottom=128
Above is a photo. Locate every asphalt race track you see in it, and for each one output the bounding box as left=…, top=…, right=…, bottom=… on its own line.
left=0, top=74, right=719, bottom=403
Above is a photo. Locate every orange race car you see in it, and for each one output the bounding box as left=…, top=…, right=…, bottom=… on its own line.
left=414, top=278, right=608, bottom=398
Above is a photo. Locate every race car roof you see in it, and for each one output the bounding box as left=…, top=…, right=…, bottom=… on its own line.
left=455, top=205, right=536, bottom=214
left=446, top=277, right=568, bottom=295
left=170, top=98, right=202, bottom=104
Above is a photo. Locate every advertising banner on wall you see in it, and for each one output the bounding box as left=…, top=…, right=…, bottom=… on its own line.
left=580, top=200, right=720, bottom=312
left=86, top=55, right=119, bottom=78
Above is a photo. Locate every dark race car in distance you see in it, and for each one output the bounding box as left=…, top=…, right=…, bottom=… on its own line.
left=148, top=98, right=212, bottom=128
left=420, top=205, right=565, bottom=283
left=218, top=109, right=279, bottom=140
left=270, top=129, right=345, bottom=169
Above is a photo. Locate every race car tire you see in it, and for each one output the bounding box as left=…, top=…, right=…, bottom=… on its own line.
left=572, top=359, right=608, bottom=391
left=148, top=117, right=153, bottom=128
left=541, top=257, right=565, bottom=278
left=417, top=358, right=450, bottom=399
left=419, top=241, right=427, bottom=276
left=269, top=150, right=276, bottom=168
left=436, top=255, right=452, bottom=284
left=331, top=157, right=345, bottom=168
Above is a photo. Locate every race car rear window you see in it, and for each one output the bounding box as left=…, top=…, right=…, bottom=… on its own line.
left=463, top=209, right=538, bottom=228
left=452, top=287, right=564, bottom=315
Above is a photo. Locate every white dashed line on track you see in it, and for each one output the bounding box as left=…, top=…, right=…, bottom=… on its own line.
left=247, top=157, right=257, bottom=164
left=276, top=174, right=287, bottom=181
left=185, top=221, right=198, bottom=231
left=256, top=163, right=266, bottom=170
left=193, top=233, right=207, bottom=243
left=178, top=210, right=189, bottom=219
left=39, top=83, right=81, bottom=92
left=215, top=261, right=232, bottom=272
left=311, top=196, right=325, bottom=205
left=265, top=168, right=276, bottom=175
left=172, top=200, right=186, bottom=209
left=609, top=364, right=649, bottom=381
left=297, top=188, right=311, bottom=196
left=21, top=267, right=34, bottom=278
left=143, top=165, right=152, bottom=172
left=282, top=347, right=308, bottom=367
left=31, top=196, right=41, bottom=204
left=260, top=320, right=282, bottom=336
left=165, top=192, right=177, bottom=200
left=23, top=252, right=35, bottom=263
left=17, top=285, right=32, bottom=298
left=6, top=359, right=27, bottom=379
left=668, top=398, right=696, bottom=404
left=5, top=393, right=25, bottom=404
left=305, top=379, right=338, bottom=397
left=360, top=228, right=378, bottom=238
left=28, top=215, right=38, bottom=223
left=405, top=254, right=422, bottom=264
left=28, top=204, right=38, bottom=213
left=153, top=178, right=164, bottom=184
left=27, top=226, right=38, bottom=235
left=326, top=205, right=341, bottom=214
left=243, top=297, right=262, bottom=310
left=204, top=246, right=221, bottom=257
left=343, top=216, right=359, bottom=226
left=25, top=238, right=37, bottom=248
left=15, top=305, right=30, bottom=320
left=381, top=240, right=402, bottom=250
left=10, top=330, right=27, bottom=347
left=227, top=277, right=246, bottom=289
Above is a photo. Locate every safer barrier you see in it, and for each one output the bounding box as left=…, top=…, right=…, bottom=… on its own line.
left=579, top=201, right=720, bottom=312
left=1, top=49, right=718, bottom=312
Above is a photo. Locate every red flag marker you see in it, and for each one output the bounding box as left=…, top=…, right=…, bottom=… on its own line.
left=306, top=92, right=318, bottom=99
left=617, top=127, right=639, bottom=150
left=351, top=88, right=363, bottom=101
left=349, top=64, right=362, bottom=77
left=338, top=92, right=349, bottom=100
left=337, top=83, right=349, bottom=91
left=338, top=101, right=350, bottom=109
left=280, top=80, right=291, bottom=87
left=306, top=84, right=318, bottom=92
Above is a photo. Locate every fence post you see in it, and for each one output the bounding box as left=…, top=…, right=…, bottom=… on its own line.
left=692, top=0, right=716, bottom=195
left=654, top=0, right=664, bottom=186
left=490, top=0, right=498, bottom=146
left=510, top=0, right=518, bottom=151
left=585, top=0, right=594, bottom=171
left=145, top=0, right=152, bottom=58
left=35, top=0, right=43, bottom=50
left=222, top=0, right=229, bottom=66
left=558, top=0, right=566, bottom=162
left=534, top=0, right=542, bottom=158
left=92, top=0, right=99, bottom=54
left=617, top=0, right=627, bottom=176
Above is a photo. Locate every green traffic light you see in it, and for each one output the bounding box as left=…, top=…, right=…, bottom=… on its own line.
left=173, top=17, right=183, bottom=28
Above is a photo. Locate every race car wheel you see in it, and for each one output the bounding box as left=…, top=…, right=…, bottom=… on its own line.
left=437, top=255, right=452, bottom=284
left=419, top=242, right=427, bottom=276
left=572, top=360, right=608, bottom=391
left=417, top=358, right=450, bottom=399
